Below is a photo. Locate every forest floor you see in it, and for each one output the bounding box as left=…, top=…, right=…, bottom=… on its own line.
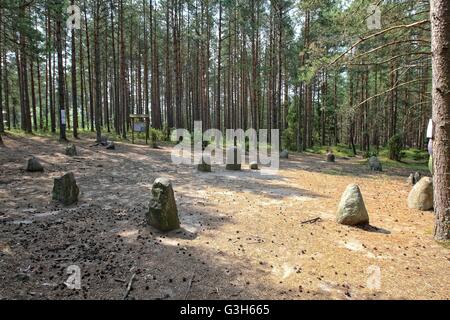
left=0, top=133, right=449, bottom=300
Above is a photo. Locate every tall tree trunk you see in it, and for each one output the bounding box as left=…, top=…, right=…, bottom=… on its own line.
left=30, top=60, right=37, bottom=131
left=37, top=56, right=43, bottom=130
left=56, top=7, right=67, bottom=141
left=84, top=0, right=94, bottom=132
left=71, top=0, right=78, bottom=138
left=79, top=21, right=86, bottom=130
left=0, top=8, right=3, bottom=134
left=430, top=0, right=450, bottom=240
left=119, top=0, right=127, bottom=138
left=94, top=2, right=102, bottom=142
left=165, top=1, right=173, bottom=133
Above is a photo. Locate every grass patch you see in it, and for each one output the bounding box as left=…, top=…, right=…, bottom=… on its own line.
left=305, top=144, right=355, bottom=158
left=4, top=128, right=174, bottom=147
left=438, top=240, right=450, bottom=249
left=322, top=169, right=345, bottom=176
left=304, top=144, right=429, bottom=172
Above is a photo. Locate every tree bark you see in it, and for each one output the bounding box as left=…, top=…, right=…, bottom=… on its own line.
left=56, top=6, right=67, bottom=141
left=71, top=0, right=78, bottom=138
left=430, top=0, right=450, bottom=240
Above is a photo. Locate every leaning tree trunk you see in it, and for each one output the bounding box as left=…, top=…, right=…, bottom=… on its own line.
left=431, top=0, right=450, bottom=240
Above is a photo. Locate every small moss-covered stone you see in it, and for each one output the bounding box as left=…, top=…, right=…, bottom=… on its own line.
left=147, top=178, right=180, bottom=231
left=280, top=149, right=289, bottom=159
left=368, top=156, right=382, bottom=172
left=100, top=136, right=109, bottom=146
left=226, top=146, right=242, bottom=171
left=65, top=144, right=77, bottom=156
left=249, top=161, right=258, bottom=170
left=26, top=157, right=44, bottom=172
left=52, top=172, right=79, bottom=206
left=326, top=152, right=335, bottom=162
left=197, top=156, right=212, bottom=172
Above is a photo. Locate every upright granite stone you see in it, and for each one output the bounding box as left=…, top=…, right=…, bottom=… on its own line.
left=100, top=136, right=109, bottom=146
left=226, top=146, right=242, bottom=171
left=414, top=172, right=422, bottom=184
left=106, top=142, right=116, bottom=150
left=26, top=157, right=44, bottom=172
left=326, top=152, right=336, bottom=163
left=407, top=172, right=422, bottom=185
left=280, top=149, right=289, bottom=159
left=197, top=155, right=212, bottom=172
left=407, top=174, right=415, bottom=186
left=336, top=184, right=369, bottom=226
left=52, top=172, right=79, bottom=206
left=369, top=156, right=382, bottom=172
left=147, top=178, right=180, bottom=231
left=65, top=144, right=77, bottom=156
left=407, top=177, right=433, bottom=211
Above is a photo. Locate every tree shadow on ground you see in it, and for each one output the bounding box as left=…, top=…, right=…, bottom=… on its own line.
left=355, top=224, right=391, bottom=235
left=0, top=200, right=319, bottom=300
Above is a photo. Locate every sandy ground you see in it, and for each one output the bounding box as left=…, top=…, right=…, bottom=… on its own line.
left=0, top=134, right=448, bottom=300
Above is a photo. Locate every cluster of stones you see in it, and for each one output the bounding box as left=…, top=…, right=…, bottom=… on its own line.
left=197, top=146, right=261, bottom=172
left=25, top=138, right=435, bottom=233
left=26, top=145, right=81, bottom=206
left=336, top=175, right=433, bottom=227
left=407, top=172, right=422, bottom=186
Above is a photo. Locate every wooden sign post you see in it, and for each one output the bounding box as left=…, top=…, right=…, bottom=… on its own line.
left=130, top=114, right=150, bottom=145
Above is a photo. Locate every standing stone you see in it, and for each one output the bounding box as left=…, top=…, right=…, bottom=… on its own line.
left=226, top=146, right=242, bottom=171
left=197, top=155, right=212, bottom=172
left=280, top=149, right=289, bottom=159
left=326, top=152, right=336, bottom=162
left=26, top=157, right=44, bottom=172
left=65, top=144, right=77, bottom=156
left=249, top=161, right=258, bottom=170
left=106, top=142, right=116, bottom=150
left=414, top=172, right=422, bottom=184
left=368, top=156, right=382, bottom=171
left=428, top=156, right=433, bottom=175
left=100, top=136, right=108, bottom=146
left=407, top=174, right=415, bottom=186
left=147, top=178, right=180, bottom=231
left=407, top=172, right=422, bottom=186
left=336, top=184, right=369, bottom=226
left=52, top=172, right=79, bottom=206
left=407, top=177, right=433, bottom=211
